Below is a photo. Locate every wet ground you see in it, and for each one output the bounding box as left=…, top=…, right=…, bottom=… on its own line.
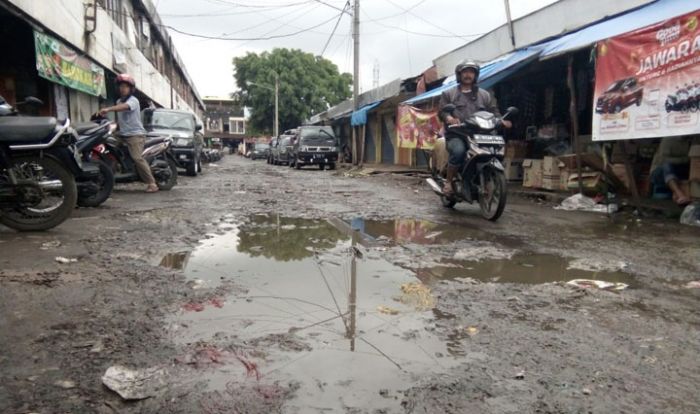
left=1, top=155, right=700, bottom=413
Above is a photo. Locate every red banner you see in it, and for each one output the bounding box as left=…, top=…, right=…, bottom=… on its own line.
left=396, top=105, right=442, bottom=149
left=592, top=9, right=700, bottom=141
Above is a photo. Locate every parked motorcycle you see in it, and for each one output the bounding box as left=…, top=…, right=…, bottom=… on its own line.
left=72, top=116, right=116, bottom=207
left=426, top=105, right=518, bottom=221
left=0, top=96, right=79, bottom=231
left=100, top=131, right=178, bottom=191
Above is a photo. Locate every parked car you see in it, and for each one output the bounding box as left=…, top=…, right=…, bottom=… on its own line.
left=251, top=143, right=270, bottom=160
left=289, top=126, right=338, bottom=170
left=266, top=137, right=279, bottom=164
left=595, top=77, right=644, bottom=114
left=142, top=108, right=203, bottom=176
left=271, top=133, right=295, bottom=165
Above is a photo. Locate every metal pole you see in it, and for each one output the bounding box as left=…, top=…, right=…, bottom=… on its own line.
left=567, top=55, right=583, bottom=195
left=348, top=229, right=358, bottom=351
left=503, top=0, right=516, bottom=48
left=352, top=0, right=360, bottom=166
left=274, top=73, right=279, bottom=138
left=169, top=36, right=174, bottom=109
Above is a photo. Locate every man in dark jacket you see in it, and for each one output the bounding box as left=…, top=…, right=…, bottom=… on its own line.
left=438, top=61, right=511, bottom=194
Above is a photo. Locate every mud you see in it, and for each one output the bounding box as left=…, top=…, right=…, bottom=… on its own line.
left=1, top=155, right=700, bottom=413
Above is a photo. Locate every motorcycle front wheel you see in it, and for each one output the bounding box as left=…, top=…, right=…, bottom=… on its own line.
left=155, top=157, right=178, bottom=191
left=77, top=160, right=115, bottom=208
left=478, top=167, right=507, bottom=221
left=0, top=156, right=77, bottom=231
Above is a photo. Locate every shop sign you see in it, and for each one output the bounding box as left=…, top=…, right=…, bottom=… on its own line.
left=34, top=31, right=106, bottom=98
left=397, top=105, right=442, bottom=149
left=593, top=9, right=700, bottom=141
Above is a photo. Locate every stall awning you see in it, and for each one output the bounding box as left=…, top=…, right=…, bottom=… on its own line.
left=351, top=101, right=382, bottom=126
left=402, top=46, right=545, bottom=105
left=541, top=0, right=699, bottom=58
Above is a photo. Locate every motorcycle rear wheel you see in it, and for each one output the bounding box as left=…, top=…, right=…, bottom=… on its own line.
left=0, top=156, right=77, bottom=231
left=478, top=168, right=507, bottom=221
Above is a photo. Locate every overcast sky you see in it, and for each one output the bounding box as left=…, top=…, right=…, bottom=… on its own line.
left=154, top=0, right=559, bottom=97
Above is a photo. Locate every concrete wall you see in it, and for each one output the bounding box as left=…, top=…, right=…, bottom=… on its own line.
left=5, top=0, right=199, bottom=113
left=434, top=0, right=653, bottom=78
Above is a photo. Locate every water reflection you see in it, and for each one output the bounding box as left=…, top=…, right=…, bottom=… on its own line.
left=237, top=215, right=347, bottom=261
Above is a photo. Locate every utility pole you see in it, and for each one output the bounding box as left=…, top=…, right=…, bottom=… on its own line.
left=352, top=0, right=360, bottom=165
left=503, top=0, right=516, bottom=48
left=274, top=72, right=279, bottom=138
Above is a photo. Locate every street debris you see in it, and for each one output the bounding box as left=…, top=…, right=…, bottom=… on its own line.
left=54, top=380, right=76, bottom=389
left=101, top=365, right=166, bottom=400
left=377, top=305, right=400, bottom=315
left=54, top=256, right=77, bottom=264
left=514, top=371, right=525, bottom=380
left=582, top=387, right=592, bottom=395
left=466, top=326, right=479, bottom=336
left=182, top=297, right=225, bottom=312
left=40, top=240, right=61, bottom=250
left=556, top=193, right=617, bottom=213
left=400, top=282, right=436, bottom=310
left=685, top=281, right=700, bottom=289
left=566, top=279, right=628, bottom=291
left=680, top=203, right=700, bottom=227
left=567, top=258, right=628, bottom=272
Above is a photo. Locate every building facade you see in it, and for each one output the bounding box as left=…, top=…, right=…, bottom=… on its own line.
left=0, top=0, right=204, bottom=123
left=202, top=97, right=246, bottom=147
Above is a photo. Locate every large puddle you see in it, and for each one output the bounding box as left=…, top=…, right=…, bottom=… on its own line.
left=164, top=215, right=635, bottom=410
left=166, top=215, right=464, bottom=411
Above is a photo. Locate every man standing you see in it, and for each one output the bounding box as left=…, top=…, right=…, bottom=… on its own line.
left=99, top=74, right=158, bottom=193
left=438, top=61, right=512, bottom=195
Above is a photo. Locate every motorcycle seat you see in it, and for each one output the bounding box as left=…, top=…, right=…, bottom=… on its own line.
left=0, top=117, right=58, bottom=142
left=74, top=122, right=103, bottom=136
left=145, top=136, right=169, bottom=147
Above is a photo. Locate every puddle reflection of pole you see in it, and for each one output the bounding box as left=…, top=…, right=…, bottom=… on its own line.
left=347, top=229, right=358, bottom=351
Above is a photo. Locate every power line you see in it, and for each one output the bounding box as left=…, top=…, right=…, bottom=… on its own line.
left=360, top=8, right=484, bottom=39
left=320, top=1, right=350, bottom=56
left=159, top=0, right=314, bottom=17
left=383, top=0, right=474, bottom=40
left=311, top=0, right=351, bottom=15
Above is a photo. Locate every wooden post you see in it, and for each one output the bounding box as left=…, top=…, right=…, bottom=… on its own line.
left=567, top=55, right=583, bottom=194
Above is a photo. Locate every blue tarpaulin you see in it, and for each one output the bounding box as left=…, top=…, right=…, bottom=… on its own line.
left=541, top=0, right=699, bottom=57
left=403, top=45, right=546, bottom=105
left=351, top=101, right=382, bottom=126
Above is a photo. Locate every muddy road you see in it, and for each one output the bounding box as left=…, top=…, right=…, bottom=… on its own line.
left=1, top=155, right=699, bottom=414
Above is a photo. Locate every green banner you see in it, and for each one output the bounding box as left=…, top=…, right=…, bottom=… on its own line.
left=34, top=31, right=106, bottom=98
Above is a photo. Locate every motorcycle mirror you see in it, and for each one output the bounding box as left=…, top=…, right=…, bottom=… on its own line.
left=442, top=104, right=457, bottom=113
left=18, top=96, right=44, bottom=106
left=506, top=106, right=519, bottom=116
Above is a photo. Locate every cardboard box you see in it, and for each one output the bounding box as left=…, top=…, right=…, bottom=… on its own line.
left=523, top=159, right=543, bottom=188
left=568, top=172, right=605, bottom=194
left=503, top=158, right=524, bottom=182
left=690, top=145, right=700, bottom=182
left=691, top=181, right=700, bottom=199
left=505, top=141, right=528, bottom=159
left=542, top=156, right=562, bottom=177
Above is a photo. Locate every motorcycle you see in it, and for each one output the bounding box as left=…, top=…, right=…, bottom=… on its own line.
left=100, top=131, right=178, bottom=191
left=0, top=96, right=79, bottom=231
left=426, top=105, right=518, bottom=221
left=72, top=116, right=116, bottom=207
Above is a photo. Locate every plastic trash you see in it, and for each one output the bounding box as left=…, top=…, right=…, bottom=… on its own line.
left=680, top=203, right=700, bottom=227
left=555, top=193, right=617, bottom=213
left=377, top=305, right=399, bottom=315
left=55, top=256, right=77, bottom=264
left=102, top=365, right=166, bottom=400
left=566, top=279, right=628, bottom=291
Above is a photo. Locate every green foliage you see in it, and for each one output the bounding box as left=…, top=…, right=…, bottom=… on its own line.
left=233, top=48, right=352, bottom=133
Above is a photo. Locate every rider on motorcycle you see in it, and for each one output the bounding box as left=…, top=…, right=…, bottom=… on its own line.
left=438, top=60, right=512, bottom=195
left=99, top=74, right=158, bottom=193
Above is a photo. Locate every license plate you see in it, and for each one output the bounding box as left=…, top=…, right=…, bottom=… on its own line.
left=179, top=154, right=187, bottom=160
left=314, top=154, right=323, bottom=159
left=473, top=134, right=504, bottom=145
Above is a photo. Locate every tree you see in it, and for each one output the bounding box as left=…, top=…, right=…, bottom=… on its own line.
left=233, top=48, right=352, bottom=133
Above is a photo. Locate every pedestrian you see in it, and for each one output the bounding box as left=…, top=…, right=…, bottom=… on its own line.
left=438, top=60, right=512, bottom=195
left=99, top=74, right=159, bottom=193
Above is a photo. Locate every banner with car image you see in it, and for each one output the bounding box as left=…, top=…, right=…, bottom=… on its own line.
left=592, top=9, right=700, bottom=141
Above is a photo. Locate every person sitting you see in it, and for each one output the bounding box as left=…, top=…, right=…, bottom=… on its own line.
left=650, top=136, right=690, bottom=205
